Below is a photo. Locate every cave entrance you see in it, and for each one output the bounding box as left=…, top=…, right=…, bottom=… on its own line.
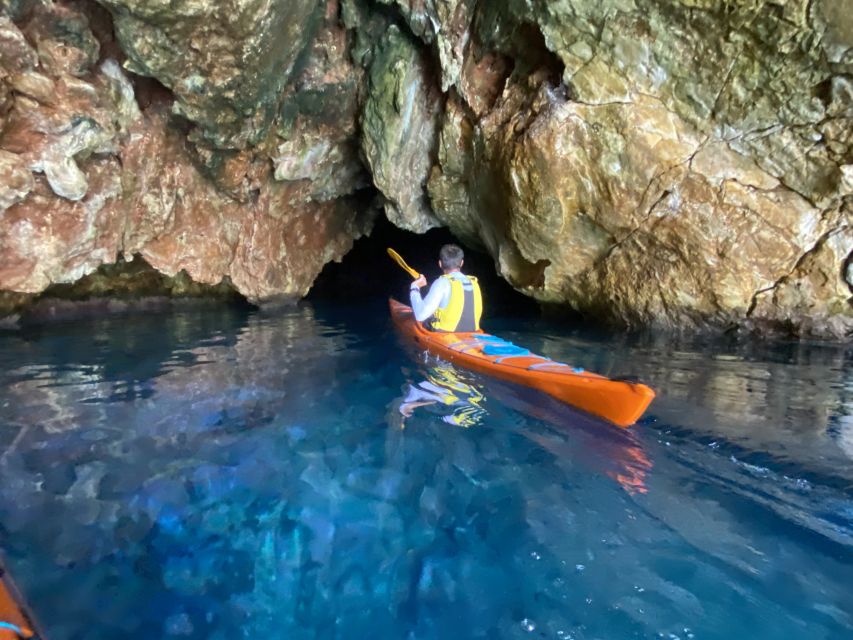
left=309, top=216, right=539, bottom=318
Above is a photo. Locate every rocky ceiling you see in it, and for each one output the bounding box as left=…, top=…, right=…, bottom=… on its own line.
left=0, top=0, right=850, bottom=338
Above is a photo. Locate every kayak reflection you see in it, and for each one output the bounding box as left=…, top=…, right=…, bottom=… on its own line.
left=390, top=356, right=653, bottom=494
left=393, top=359, right=488, bottom=428
left=494, top=381, right=653, bottom=495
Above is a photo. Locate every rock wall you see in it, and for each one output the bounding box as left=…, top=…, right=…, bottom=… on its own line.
left=417, top=0, right=853, bottom=338
left=0, top=0, right=374, bottom=317
left=0, top=0, right=850, bottom=338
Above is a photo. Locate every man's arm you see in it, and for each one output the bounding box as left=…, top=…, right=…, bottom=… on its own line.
left=410, top=278, right=448, bottom=322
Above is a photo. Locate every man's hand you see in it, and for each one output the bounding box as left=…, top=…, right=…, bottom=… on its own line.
left=412, top=275, right=427, bottom=289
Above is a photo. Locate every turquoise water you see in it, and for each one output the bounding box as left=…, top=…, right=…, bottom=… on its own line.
left=0, top=300, right=851, bottom=640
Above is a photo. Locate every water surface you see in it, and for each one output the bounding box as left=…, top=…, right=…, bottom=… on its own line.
left=0, top=300, right=850, bottom=639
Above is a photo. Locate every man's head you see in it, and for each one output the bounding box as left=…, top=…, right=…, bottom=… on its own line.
left=439, top=244, right=464, bottom=272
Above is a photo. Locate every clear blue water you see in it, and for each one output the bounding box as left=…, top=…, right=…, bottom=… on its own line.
left=0, top=300, right=851, bottom=640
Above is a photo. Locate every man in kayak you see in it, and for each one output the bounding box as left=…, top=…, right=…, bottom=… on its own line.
left=410, top=244, right=483, bottom=332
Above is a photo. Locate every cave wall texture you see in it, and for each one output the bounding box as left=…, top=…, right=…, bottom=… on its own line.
left=0, top=0, right=850, bottom=338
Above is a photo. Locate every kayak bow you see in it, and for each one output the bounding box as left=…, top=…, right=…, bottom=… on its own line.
left=390, top=298, right=655, bottom=427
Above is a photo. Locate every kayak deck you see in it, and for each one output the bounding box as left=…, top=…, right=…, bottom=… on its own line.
left=390, top=299, right=655, bottom=427
left=1, top=566, right=35, bottom=640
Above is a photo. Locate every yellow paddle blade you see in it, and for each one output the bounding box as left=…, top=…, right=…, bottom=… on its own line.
left=387, top=247, right=421, bottom=279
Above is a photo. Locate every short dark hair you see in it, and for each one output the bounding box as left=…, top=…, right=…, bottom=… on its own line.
left=439, top=244, right=464, bottom=269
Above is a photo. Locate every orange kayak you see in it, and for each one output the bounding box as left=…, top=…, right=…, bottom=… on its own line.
left=0, top=565, right=35, bottom=640
left=390, top=299, right=655, bottom=427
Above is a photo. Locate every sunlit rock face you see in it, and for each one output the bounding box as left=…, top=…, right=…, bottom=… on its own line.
left=0, top=1, right=373, bottom=313
left=424, top=0, right=853, bottom=338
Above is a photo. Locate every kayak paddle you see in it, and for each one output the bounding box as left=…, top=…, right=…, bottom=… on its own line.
left=387, top=248, right=421, bottom=279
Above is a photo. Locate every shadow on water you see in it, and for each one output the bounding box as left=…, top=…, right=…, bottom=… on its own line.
left=0, top=302, right=850, bottom=639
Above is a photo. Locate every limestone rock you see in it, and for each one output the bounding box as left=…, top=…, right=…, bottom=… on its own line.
left=122, top=108, right=375, bottom=302
left=273, top=133, right=365, bottom=202
left=749, top=209, right=853, bottom=340
left=97, top=0, right=324, bottom=148
left=0, top=16, right=39, bottom=73
left=360, top=25, right=441, bottom=233
left=0, top=150, right=33, bottom=211
left=272, top=1, right=368, bottom=202
left=1, top=0, right=850, bottom=338
left=427, top=95, right=479, bottom=247
left=424, top=0, right=853, bottom=337
left=23, top=3, right=101, bottom=77
left=8, top=71, right=56, bottom=105
left=377, top=0, right=476, bottom=90
left=0, top=1, right=375, bottom=307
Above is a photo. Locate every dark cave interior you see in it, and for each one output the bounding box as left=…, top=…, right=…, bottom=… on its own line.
left=308, top=216, right=540, bottom=318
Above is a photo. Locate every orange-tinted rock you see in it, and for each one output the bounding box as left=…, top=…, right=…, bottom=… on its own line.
left=126, top=109, right=373, bottom=302
left=2, top=0, right=850, bottom=339
left=0, top=1, right=374, bottom=308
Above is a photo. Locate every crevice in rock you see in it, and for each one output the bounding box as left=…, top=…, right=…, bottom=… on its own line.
left=745, top=223, right=848, bottom=317
left=515, top=257, right=551, bottom=290
left=511, top=22, right=565, bottom=85
left=358, top=0, right=426, bottom=48
left=595, top=147, right=699, bottom=268
left=130, top=73, right=175, bottom=112
left=7, top=254, right=251, bottom=326
left=812, top=77, right=834, bottom=109
left=79, top=0, right=124, bottom=65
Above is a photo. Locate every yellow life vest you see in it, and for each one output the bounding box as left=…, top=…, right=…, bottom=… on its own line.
left=430, top=273, right=482, bottom=332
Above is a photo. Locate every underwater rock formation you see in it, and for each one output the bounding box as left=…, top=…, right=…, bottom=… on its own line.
left=0, top=0, right=850, bottom=337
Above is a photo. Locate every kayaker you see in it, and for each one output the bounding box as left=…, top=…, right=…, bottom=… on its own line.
left=410, top=244, right=483, bottom=332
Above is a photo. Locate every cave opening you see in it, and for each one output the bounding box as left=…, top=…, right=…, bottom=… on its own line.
left=308, top=215, right=540, bottom=319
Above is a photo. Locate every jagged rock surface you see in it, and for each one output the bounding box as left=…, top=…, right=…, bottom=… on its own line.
left=360, top=24, right=442, bottom=233
left=0, top=1, right=374, bottom=314
left=424, top=0, right=853, bottom=338
left=0, top=0, right=850, bottom=338
left=98, top=0, right=323, bottom=148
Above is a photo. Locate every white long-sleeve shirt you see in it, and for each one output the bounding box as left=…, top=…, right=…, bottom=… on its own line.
left=409, top=276, right=453, bottom=322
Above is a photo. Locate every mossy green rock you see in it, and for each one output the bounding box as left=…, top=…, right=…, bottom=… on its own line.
left=97, top=0, right=323, bottom=148
left=360, top=25, right=441, bottom=233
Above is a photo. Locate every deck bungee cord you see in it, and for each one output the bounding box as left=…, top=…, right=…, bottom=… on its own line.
left=0, top=621, right=33, bottom=639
